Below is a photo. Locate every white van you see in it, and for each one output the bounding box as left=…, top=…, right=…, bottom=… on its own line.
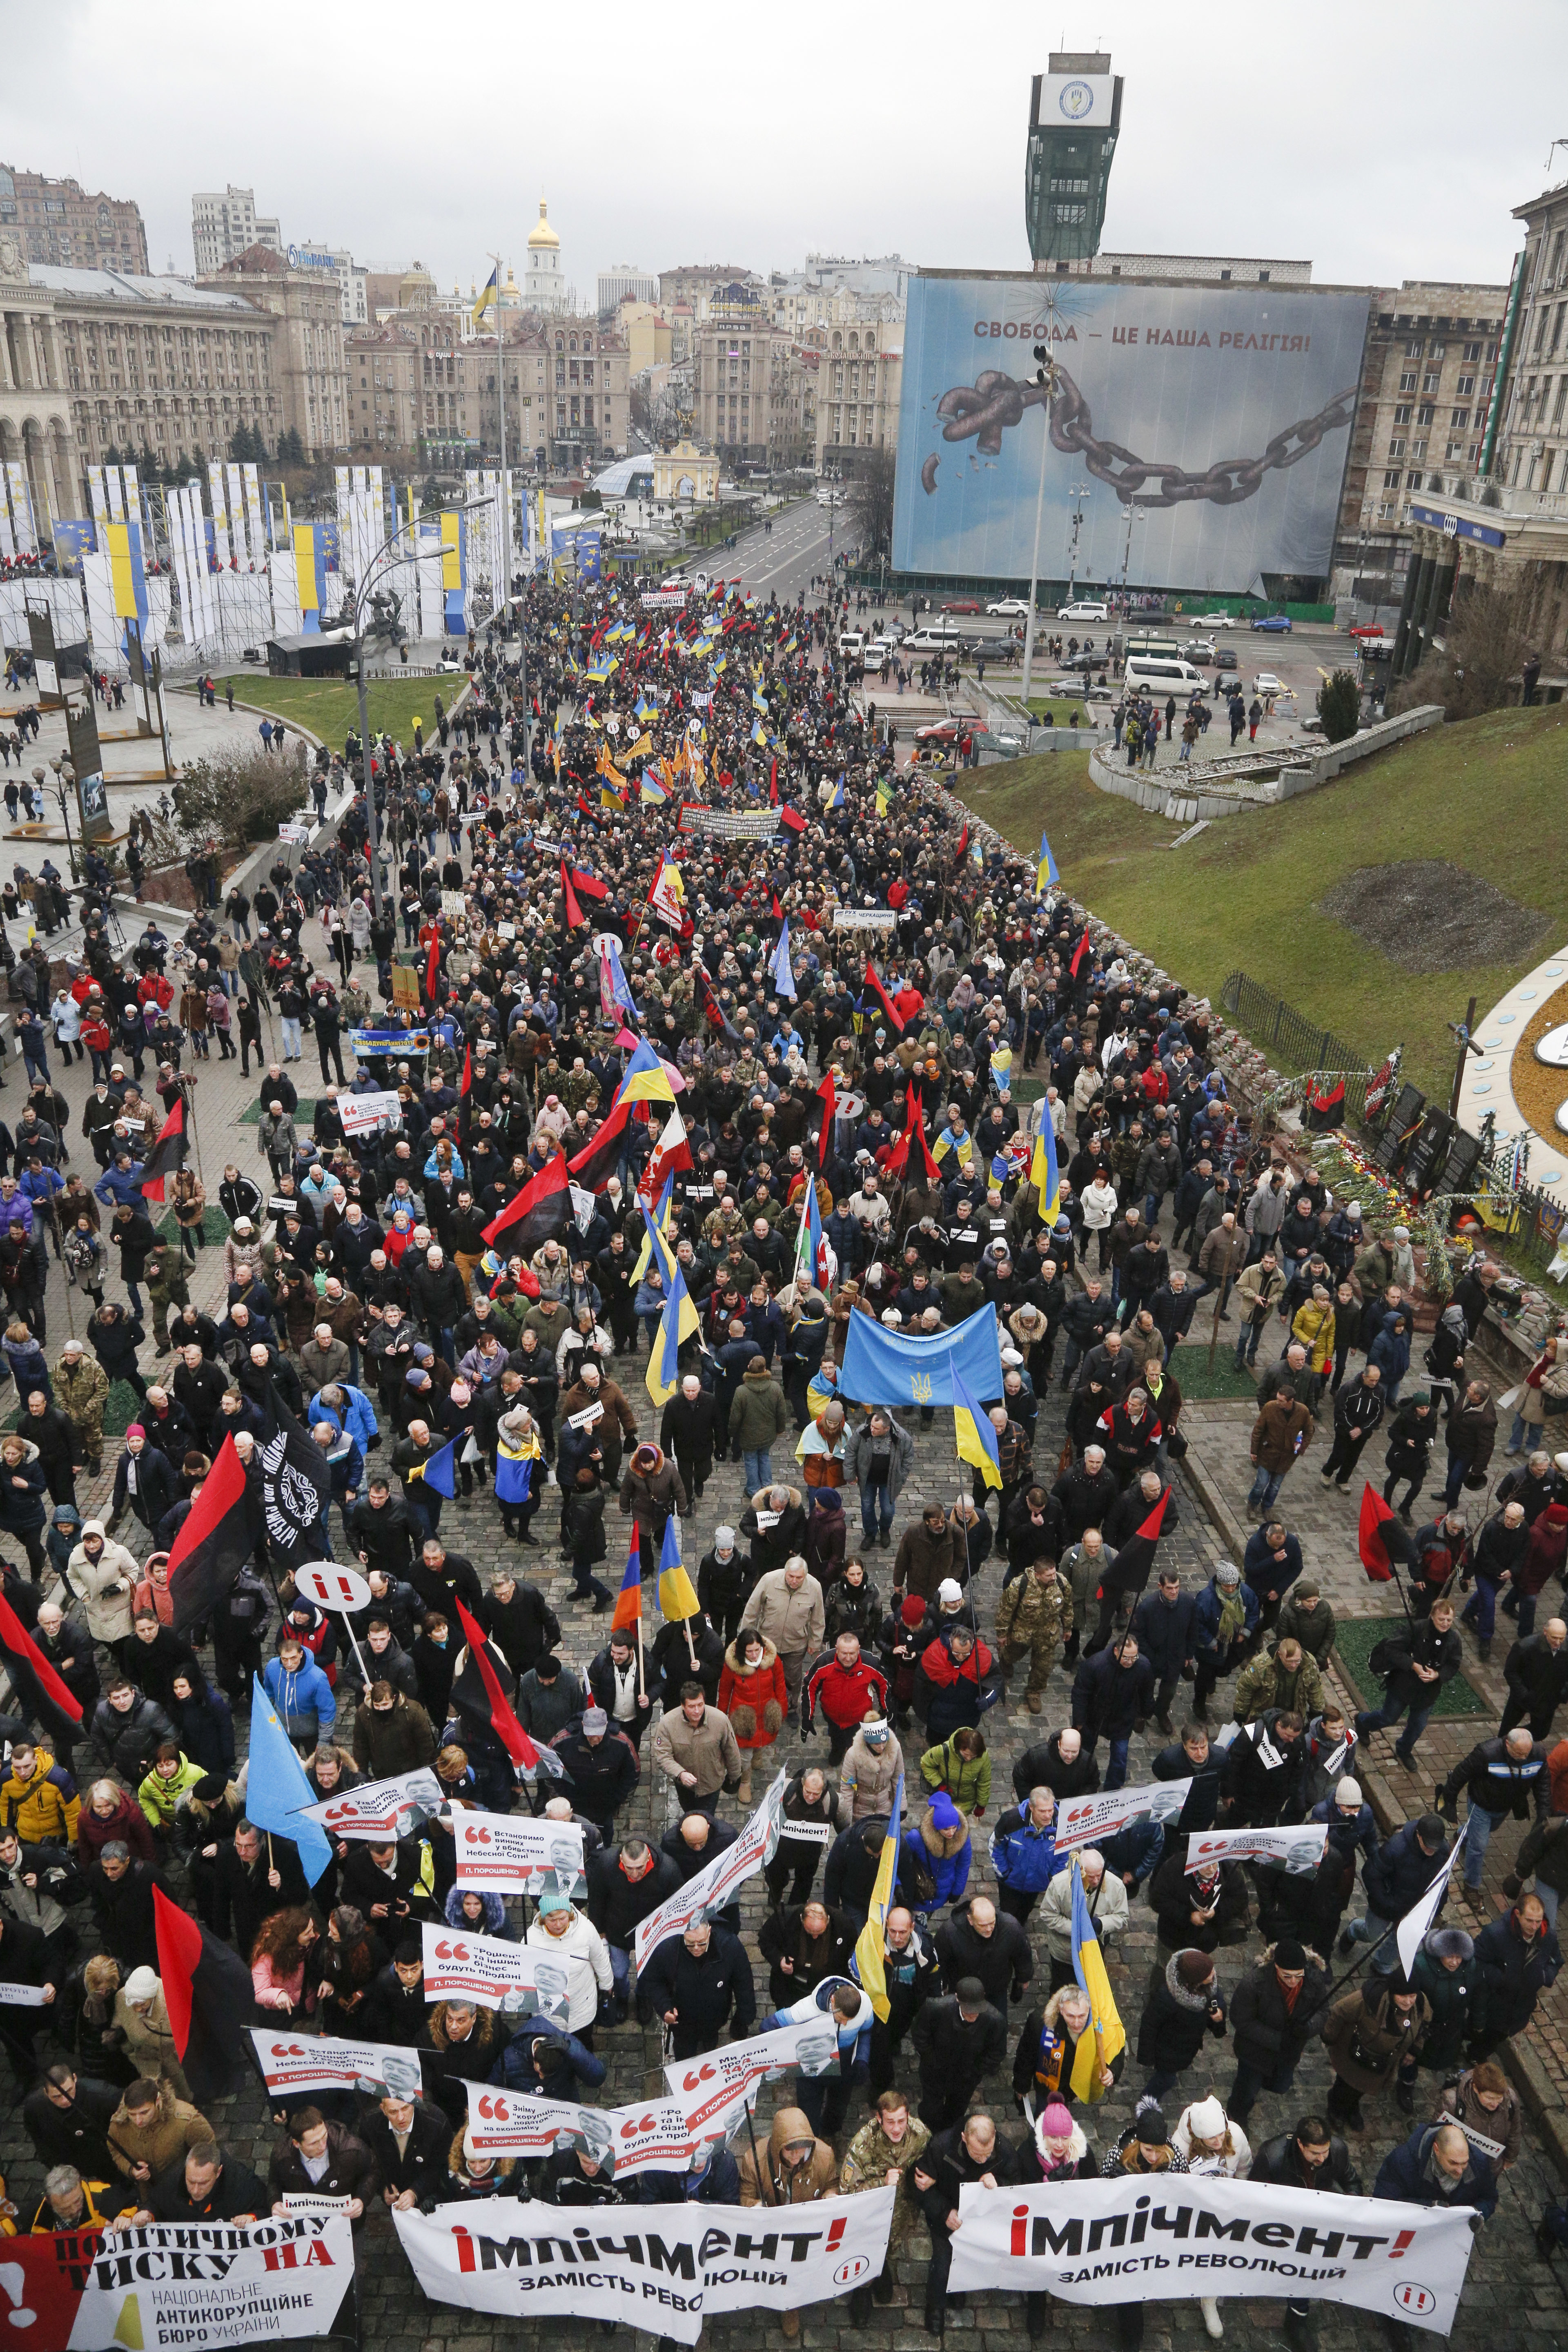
left=838, top=630, right=866, bottom=659
left=1123, top=653, right=1207, bottom=694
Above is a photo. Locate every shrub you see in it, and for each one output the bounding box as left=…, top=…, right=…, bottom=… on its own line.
left=172, top=742, right=312, bottom=850
left=1316, top=669, right=1361, bottom=743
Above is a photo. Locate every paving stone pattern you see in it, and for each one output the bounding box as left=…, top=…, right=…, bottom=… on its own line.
left=9, top=1027, right=1566, bottom=2352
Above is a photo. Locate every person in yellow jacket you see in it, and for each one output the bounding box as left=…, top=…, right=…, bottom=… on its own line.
left=1291, top=1285, right=1336, bottom=1374
left=136, top=1745, right=206, bottom=1841
left=0, top=1741, right=79, bottom=1847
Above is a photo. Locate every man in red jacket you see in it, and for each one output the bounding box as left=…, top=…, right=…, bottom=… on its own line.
left=800, top=1633, right=889, bottom=1764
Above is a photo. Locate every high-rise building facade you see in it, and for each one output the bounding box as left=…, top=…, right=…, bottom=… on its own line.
left=1024, top=54, right=1123, bottom=270
left=0, top=165, right=148, bottom=274
left=192, top=186, right=282, bottom=275
left=597, top=265, right=656, bottom=314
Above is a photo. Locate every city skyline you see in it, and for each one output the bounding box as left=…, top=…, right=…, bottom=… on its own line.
left=14, top=0, right=1568, bottom=305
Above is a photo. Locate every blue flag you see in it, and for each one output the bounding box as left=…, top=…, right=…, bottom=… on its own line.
left=247, top=1676, right=332, bottom=1886
left=840, top=1309, right=1004, bottom=1412
left=769, top=918, right=796, bottom=1002
left=419, top=1439, right=458, bottom=1499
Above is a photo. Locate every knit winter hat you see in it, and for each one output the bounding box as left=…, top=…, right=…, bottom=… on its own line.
left=1336, top=1778, right=1363, bottom=1809
left=1215, top=1560, right=1241, bottom=1586
left=1040, top=2102, right=1074, bottom=2138
left=1185, top=2096, right=1226, bottom=2140
left=1273, top=1938, right=1307, bottom=1970
left=1176, top=1950, right=1213, bottom=1990
left=929, top=1792, right=962, bottom=1833
left=123, top=1967, right=160, bottom=2002
left=937, top=1579, right=963, bottom=1605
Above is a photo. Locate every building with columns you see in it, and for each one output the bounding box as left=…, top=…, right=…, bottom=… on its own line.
left=0, top=232, right=74, bottom=540
left=200, top=245, right=349, bottom=459
left=1377, top=176, right=1568, bottom=698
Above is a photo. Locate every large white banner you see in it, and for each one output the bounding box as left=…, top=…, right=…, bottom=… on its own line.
left=463, top=2081, right=747, bottom=2176
left=453, top=1807, right=586, bottom=1896
left=662, top=2016, right=841, bottom=2130
left=1185, top=1824, right=1328, bottom=1876
left=1054, top=1778, right=1191, bottom=1853
left=0, top=2212, right=354, bottom=2349
left=395, top=2191, right=895, bottom=2349
left=420, top=1921, right=571, bottom=2018
left=249, top=2025, right=416, bottom=2098
left=633, top=1771, right=786, bottom=1970
left=296, top=1765, right=445, bottom=1842
left=948, top=2178, right=1475, bottom=2336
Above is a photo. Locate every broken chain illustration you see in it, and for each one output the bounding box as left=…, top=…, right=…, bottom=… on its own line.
left=918, top=365, right=1357, bottom=508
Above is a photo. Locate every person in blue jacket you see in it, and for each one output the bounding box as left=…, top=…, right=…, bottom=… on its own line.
left=989, top=1786, right=1066, bottom=1924
left=261, top=1635, right=338, bottom=1751
left=1374, top=2119, right=1497, bottom=2219
left=635, top=2140, right=741, bottom=2204
left=486, top=2006, right=606, bottom=2100
left=91, top=1151, right=147, bottom=1211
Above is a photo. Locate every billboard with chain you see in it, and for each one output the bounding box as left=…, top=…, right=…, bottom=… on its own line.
left=891, top=271, right=1370, bottom=592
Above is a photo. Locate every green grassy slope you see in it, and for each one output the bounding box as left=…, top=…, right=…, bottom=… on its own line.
left=207, top=675, right=450, bottom=748
left=957, top=706, right=1568, bottom=1100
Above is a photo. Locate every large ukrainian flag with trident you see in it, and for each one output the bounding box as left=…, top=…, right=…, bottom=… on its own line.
left=852, top=1773, right=904, bottom=2021
left=1068, top=1853, right=1125, bottom=2102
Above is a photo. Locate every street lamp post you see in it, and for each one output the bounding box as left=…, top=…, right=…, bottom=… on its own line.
left=349, top=497, right=492, bottom=920
left=1020, top=342, right=1060, bottom=711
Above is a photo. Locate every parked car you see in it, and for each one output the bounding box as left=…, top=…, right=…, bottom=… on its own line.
left=1194, top=612, right=1238, bottom=629
left=942, top=597, right=981, bottom=615
left=1057, top=599, right=1109, bottom=622
left=1348, top=622, right=1387, bottom=641
left=1214, top=648, right=1239, bottom=671
left=1250, top=612, right=1294, bottom=633
left=1180, top=637, right=1217, bottom=662
left=987, top=597, right=1031, bottom=617
left=1252, top=672, right=1285, bottom=695
left=915, top=720, right=966, bottom=745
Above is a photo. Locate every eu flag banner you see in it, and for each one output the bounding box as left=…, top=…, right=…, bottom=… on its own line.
left=841, top=1309, right=1004, bottom=1413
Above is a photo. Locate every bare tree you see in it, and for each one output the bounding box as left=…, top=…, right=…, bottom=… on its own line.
left=1391, top=578, right=1534, bottom=722
left=850, top=447, right=898, bottom=559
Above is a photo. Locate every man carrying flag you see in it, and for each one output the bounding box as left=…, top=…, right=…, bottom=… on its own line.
left=646, top=1261, right=700, bottom=1405
left=852, top=1772, right=904, bottom=2023
left=138, top=1094, right=187, bottom=1203
left=1029, top=1112, right=1061, bottom=1227
left=1067, top=1853, right=1125, bottom=2102
left=453, top=1597, right=561, bottom=1780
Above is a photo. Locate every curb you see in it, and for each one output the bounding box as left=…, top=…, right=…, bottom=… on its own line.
left=1178, top=1412, right=1568, bottom=2186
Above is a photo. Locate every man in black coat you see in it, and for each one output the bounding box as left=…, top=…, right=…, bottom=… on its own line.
left=588, top=1632, right=655, bottom=1752
left=1339, top=1812, right=1451, bottom=1971
left=1252, top=2117, right=1362, bottom=2350
left=549, top=1712, right=640, bottom=1837
left=914, top=2109, right=1016, bottom=2330
left=477, top=1568, right=560, bottom=1679
left=1227, top=1937, right=1331, bottom=2125
left=933, top=1895, right=1032, bottom=2013
left=1070, top=1635, right=1156, bottom=1789
left=637, top=1915, right=755, bottom=2060
left=1220, top=1708, right=1307, bottom=1827
left=1500, top=1622, right=1568, bottom=1741
left=84, top=1849, right=165, bottom=1973
left=1129, top=1571, right=1199, bottom=1737
left=1011, top=1727, right=1100, bottom=1808
left=911, top=1980, right=1008, bottom=2133
left=1051, top=1446, right=1117, bottom=1547
left=146, top=2142, right=267, bottom=2223
left=23, top=2065, right=119, bottom=2178
left=360, top=2085, right=451, bottom=2211
left=1150, top=1720, right=1225, bottom=1830
left=212, top=1821, right=310, bottom=1951
left=587, top=1839, right=682, bottom=1954
left=363, top=1940, right=427, bottom=2045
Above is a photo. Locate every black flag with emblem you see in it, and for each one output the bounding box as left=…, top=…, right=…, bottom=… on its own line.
left=256, top=1399, right=332, bottom=1568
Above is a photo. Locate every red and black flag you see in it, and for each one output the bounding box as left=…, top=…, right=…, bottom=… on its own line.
left=165, top=1436, right=253, bottom=1637
left=424, top=923, right=442, bottom=1004
left=861, top=958, right=905, bottom=1035
left=482, top=1149, right=572, bottom=1250
left=887, top=1082, right=941, bottom=1184
left=1069, top=929, right=1091, bottom=979
left=454, top=1598, right=561, bottom=1778
left=811, top=1068, right=837, bottom=1169
left=568, top=863, right=609, bottom=902
left=0, top=1584, right=84, bottom=1748
left=777, top=803, right=807, bottom=834
left=1106, top=1484, right=1176, bottom=1609
left=559, top=857, right=588, bottom=930
left=1359, top=1483, right=1411, bottom=1583
left=696, top=964, right=741, bottom=1047
left=154, top=1884, right=257, bottom=2104
left=1307, top=1074, right=1347, bottom=1131
left=138, top=1096, right=187, bottom=1204
left=954, top=820, right=969, bottom=864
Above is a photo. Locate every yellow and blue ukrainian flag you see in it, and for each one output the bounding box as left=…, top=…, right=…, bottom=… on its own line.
left=951, top=1368, right=1001, bottom=1491
left=1030, top=1114, right=1061, bottom=1225
left=1069, top=1855, right=1125, bottom=2101
left=852, top=1773, right=904, bottom=2021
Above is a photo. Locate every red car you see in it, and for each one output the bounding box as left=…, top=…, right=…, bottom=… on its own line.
left=1348, top=622, right=1386, bottom=640
left=942, top=597, right=981, bottom=614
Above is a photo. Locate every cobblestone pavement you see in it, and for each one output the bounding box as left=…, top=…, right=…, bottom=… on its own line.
left=5, top=1029, right=1566, bottom=2352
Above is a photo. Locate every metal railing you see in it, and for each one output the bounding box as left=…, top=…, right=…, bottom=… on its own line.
left=1219, top=970, right=1371, bottom=1122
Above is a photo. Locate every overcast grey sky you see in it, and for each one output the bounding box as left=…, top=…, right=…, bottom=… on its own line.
left=12, top=0, right=1566, bottom=296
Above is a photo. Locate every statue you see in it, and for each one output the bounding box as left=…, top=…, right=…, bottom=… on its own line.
left=363, top=586, right=403, bottom=646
